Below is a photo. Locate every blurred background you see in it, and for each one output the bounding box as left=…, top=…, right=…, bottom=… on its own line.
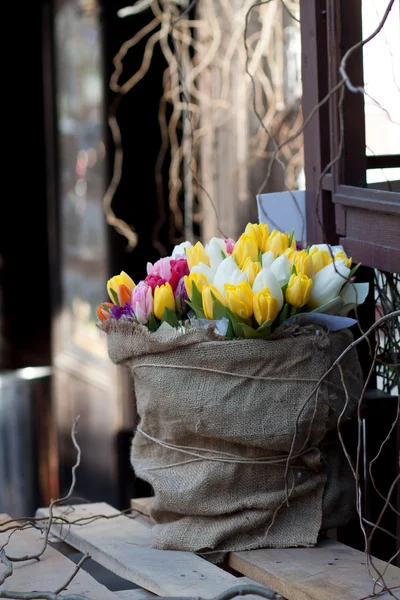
left=0, top=0, right=398, bottom=563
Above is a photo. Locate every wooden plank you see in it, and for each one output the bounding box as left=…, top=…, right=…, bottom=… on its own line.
left=228, top=539, right=400, bottom=600
left=115, top=579, right=279, bottom=600
left=131, top=498, right=154, bottom=523
left=115, top=590, right=155, bottom=600
left=36, top=503, right=238, bottom=597
left=0, top=514, right=118, bottom=599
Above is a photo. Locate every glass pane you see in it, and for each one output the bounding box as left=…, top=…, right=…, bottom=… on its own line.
left=362, top=0, right=400, bottom=157
left=55, top=0, right=108, bottom=360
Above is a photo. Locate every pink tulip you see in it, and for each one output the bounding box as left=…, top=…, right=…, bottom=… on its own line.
left=131, top=282, right=153, bottom=325
left=146, top=257, right=172, bottom=280
left=224, top=238, right=236, bottom=255
left=144, top=274, right=167, bottom=292
left=169, top=258, right=189, bottom=291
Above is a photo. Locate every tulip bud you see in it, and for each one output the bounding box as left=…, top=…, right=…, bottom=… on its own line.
left=333, top=251, right=352, bottom=269
left=205, top=238, right=227, bottom=271
left=264, top=230, right=296, bottom=258
left=154, top=282, right=176, bottom=319
left=202, top=284, right=227, bottom=320
left=174, top=277, right=189, bottom=317
left=262, top=251, right=274, bottom=269
left=286, top=274, right=313, bottom=308
left=131, top=282, right=153, bottom=325
left=294, top=250, right=314, bottom=278
left=232, top=234, right=259, bottom=269
left=225, top=281, right=254, bottom=320
left=97, top=302, right=113, bottom=322
left=244, top=222, right=269, bottom=252
left=284, top=248, right=297, bottom=266
left=252, top=269, right=284, bottom=310
left=107, top=271, right=135, bottom=305
left=184, top=272, right=209, bottom=300
left=190, top=262, right=215, bottom=284
left=270, top=254, right=291, bottom=287
left=242, top=258, right=261, bottom=287
left=253, top=291, right=280, bottom=325
left=186, top=242, right=210, bottom=270
left=213, top=256, right=247, bottom=296
left=308, top=262, right=350, bottom=309
left=310, top=248, right=330, bottom=275
left=172, top=241, right=192, bottom=259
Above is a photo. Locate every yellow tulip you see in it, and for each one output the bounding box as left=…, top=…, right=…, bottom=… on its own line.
left=265, top=230, right=296, bottom=258
left=286, top=274, right=313, bottom=308
left=284, top=248, right=297, bottom=266
left=310, top=248, right=330, bottom=274
left=253, top=290, right=280, bottom=325
left=241, top=258, right=261, bottom=287
left=294, top=250, right=314, bottom=278
left=225, top=281, right=254, bottom=320
left=154, top=283, right=175, bottom=319
left=333, top=251, right=352, bottom=269
left=244, top=222, right=269, bottom=253
left=186, top=242, right=210, bottom=270
left=107, top=271, right=135, bottom=304
left=184, top=272, right=209, bottom=300
left=202, top=284, right=227, bottom=320
left=232, top=234, right=259, bottom=269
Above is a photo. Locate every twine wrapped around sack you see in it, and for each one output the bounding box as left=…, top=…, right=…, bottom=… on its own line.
left=102, top=320, right=362, bottom=555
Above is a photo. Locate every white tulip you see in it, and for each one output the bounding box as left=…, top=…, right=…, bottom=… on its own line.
left=213, top=256, right=247, bottom=297
left=205, top=237, right=227, bottom=271
left=270, top=254, right=291, bottom=288
left=338, top=282, right=369, bottom=315
left=252, top=268, right=284, bottom=310
left=190, top=262, right=215, bottom=283
left=309, top=261, right=350, bottom=309
left=172, top=241, right=192, bottom=259
left=262, top=251, right=274, bottom=269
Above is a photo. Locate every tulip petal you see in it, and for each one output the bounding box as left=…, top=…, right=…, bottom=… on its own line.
left=340, top=282, right=369, bottom=307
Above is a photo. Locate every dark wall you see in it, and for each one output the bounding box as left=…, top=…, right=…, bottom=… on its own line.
left=101, top=0, right=172, bottom=283
left=0, top=2, right=51, bottom=369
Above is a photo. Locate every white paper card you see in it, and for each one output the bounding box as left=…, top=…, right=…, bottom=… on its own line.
left=257, top=190, right=306, bottom=243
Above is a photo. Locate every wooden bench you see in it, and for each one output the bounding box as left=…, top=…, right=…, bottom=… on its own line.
left=1, top=501, right=399, bottom=600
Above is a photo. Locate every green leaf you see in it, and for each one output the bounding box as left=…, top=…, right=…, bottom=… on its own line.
left=220, top=249, right=227, bottom=260
left=281, top=283, right=288, bottom=296
left=109, top=288, right=119, bottom=306
left=349, top=262, right=362, bottom=279
left=288, top=228, right=295, bottom=247
left=257, top=319, right=272, bottom=334
left=147, top=313, right=159, bottom=332
left=291, top=264, right=297, bottom=276
left=211, top=294, right=228, bottom=321
left=258, top=248, right=263, bottom=264
left=278, top=303, right=290, bottom=325
left=185, top=300, right=206, bottom=319
left=161, top=307, right=180, bottom=329
left=311, top=297, right=345, bottom=315
left=191, top=281, right=203, bottom=309
left=241, top=323, right=260, bottom=339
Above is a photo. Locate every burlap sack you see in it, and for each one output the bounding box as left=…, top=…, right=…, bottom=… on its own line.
left=102, top=320, right=362, bottom=554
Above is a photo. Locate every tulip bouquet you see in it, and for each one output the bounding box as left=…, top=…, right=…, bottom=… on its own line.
left=97, top=223, right=368, bottom=339
left=98, top=223, right=365, bottom=555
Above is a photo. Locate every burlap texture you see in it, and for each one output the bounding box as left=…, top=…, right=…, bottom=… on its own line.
left=102, top=320, right=362, bottom=553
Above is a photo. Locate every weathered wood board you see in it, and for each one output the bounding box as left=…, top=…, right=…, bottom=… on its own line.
left=0, top=514, right=119, bottom=599
left=130, top=498, right=400, bottom=600
left=36, top=503, right=238, bottom=597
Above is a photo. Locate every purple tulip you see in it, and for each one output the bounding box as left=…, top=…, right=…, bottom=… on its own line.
left=111, top=301, right=134, bottom=321
left=174, top=277, right=189, bottom=317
